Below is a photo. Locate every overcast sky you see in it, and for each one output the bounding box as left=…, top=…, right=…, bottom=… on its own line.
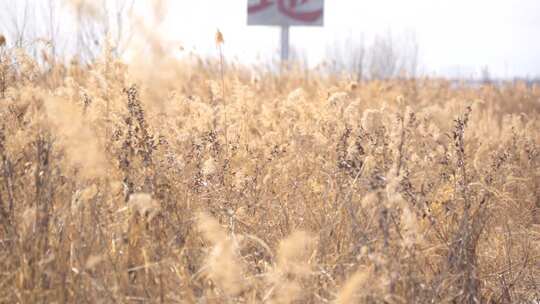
left=153, top=0, right=540, bottom=78
left=1, top=0, right=538, bottom=78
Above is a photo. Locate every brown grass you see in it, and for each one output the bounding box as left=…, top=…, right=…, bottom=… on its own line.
left=0, top=46, right=539, bottom=303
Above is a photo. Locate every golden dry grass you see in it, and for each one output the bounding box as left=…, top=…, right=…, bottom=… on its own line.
left=0, top=46, right=539, bottom=303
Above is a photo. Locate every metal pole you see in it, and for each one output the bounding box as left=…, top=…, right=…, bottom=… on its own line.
left=280, top=25, right=289, bottom=62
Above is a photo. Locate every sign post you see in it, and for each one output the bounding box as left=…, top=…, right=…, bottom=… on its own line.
left=280, top=26, right=289, bottom=61
left=247, top=0, right=324, bottom=62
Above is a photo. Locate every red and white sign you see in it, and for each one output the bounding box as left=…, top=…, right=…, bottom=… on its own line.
left=247, top=0, right=324, bottom=26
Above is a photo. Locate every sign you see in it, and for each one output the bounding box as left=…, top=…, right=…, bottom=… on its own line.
left=247, top=0, right=324, bottom=62
left=247, top=0, right=324, bottom=26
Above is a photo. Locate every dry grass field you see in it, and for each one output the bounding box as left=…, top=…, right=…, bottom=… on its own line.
left=0, top=43, right=539, bottom=303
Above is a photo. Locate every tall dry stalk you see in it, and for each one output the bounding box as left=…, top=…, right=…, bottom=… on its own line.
left=0, top=34, right=6, bottom=99
left=215, top=29, right=229, bottom=155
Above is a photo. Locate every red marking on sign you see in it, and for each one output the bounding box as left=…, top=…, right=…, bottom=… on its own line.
left=248, top=0, right=323, bottom=23
left=277, top=0, right=323, bottom=22
left=248, top=0, right=274, bottom=14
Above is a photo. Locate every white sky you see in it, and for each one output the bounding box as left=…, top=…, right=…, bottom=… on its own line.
left=150, top=0, right=540, bottom=78
left=1, top=0, right=538, bottom=78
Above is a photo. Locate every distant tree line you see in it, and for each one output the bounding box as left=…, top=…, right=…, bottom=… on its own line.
left=325, top=30, right=419, bottom=80
left=0, top=0, right=134, bottom=64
